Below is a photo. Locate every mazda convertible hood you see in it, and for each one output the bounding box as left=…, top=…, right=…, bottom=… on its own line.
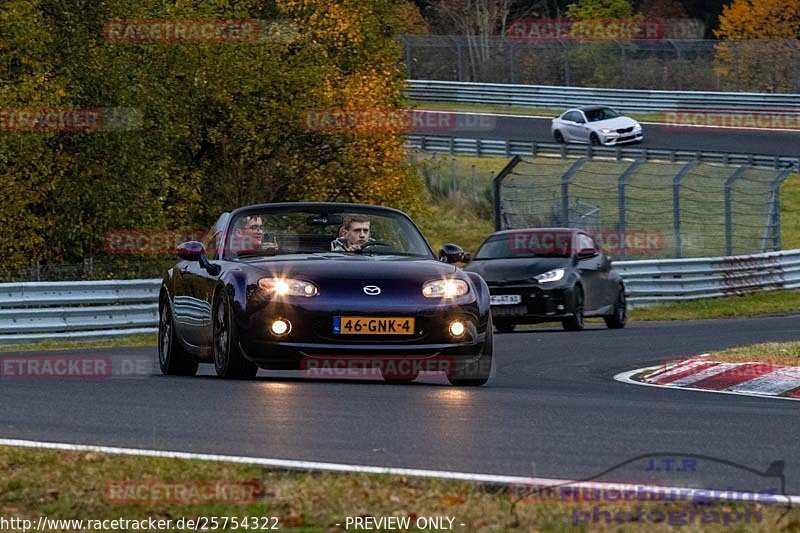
left=240, top=255, right=460, bottom=283
left=465, top=257, right=570, bottom=283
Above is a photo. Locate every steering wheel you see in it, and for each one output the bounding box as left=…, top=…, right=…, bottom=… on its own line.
left=358, top=240, right=395, bottom=253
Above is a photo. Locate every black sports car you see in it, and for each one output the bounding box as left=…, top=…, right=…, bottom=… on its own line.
left=464, top=228, right=627, bottom=332
left=158, top=203, right=493, bottom=385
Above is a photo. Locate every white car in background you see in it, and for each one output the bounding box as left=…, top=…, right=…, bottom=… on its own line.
left=551, top=106, right=643, bottom=146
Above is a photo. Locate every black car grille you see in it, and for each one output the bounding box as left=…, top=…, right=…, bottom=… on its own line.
left=616, top=127, right=634, bottom=133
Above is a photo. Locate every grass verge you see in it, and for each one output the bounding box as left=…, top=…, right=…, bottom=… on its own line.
left=705, top=341, right=800, bottom=367
left=0, top=446, right=794, bottom=532
left=0, top=333, right=157, bottom=353
left=628, top=289, right=800, bottom=322
left=782, top=173, right=800, bottom=250
left=411, top=100, right=666, bottom=123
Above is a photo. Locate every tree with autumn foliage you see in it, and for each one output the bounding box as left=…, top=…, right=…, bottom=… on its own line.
left=714, top=0, right=800, bottom=92
left=0, top=0, right=426, bottom=271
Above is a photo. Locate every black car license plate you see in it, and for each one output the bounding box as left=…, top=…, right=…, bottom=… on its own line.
left=491, top=305, right=527, bottom=317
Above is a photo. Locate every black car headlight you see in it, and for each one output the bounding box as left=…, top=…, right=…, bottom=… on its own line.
left=533, top=268, right=565, bottom=283
left=422, top=279, right=469, bottom=298
left=258, top=277, right=318, bottom=297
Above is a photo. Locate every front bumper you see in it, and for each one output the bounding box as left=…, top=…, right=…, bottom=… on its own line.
left=237, top=298, right=488, bottom=368
left=600, top=130, right=643, bottom=145
left=487, top=282, right=576, bottom=322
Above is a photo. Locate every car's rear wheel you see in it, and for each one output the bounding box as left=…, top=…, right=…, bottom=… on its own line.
left=447, top=319, right=493, bottom=387
left=604, top=285, right=627, bottom=329
left=589, top=132, right=601, bottom=146
left=494, top=319, right=516, bottom=333
left=158, top=299, right=198, bottom=376
left=213, top=290, right=259, bottom=379
left=562, top=287, right=585, bottom=331
left=554, top=130, right=565, bottom=143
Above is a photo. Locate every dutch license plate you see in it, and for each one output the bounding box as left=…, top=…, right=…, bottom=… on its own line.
left=490, top=294, right=522, bottom=305
left=333, top=316, right=415, bottom=335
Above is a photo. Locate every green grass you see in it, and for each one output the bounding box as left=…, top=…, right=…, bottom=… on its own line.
left=708, top=341, right=800, bottom=367
left=782, top=173, right=800, bottom=249
left=629, top=289, right=800, bottom=322
left=1, top=446, right=794, bottom=531
left=0, top=334, right=157, bottom=352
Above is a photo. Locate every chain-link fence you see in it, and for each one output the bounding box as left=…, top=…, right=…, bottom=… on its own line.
left=495, top=156, right=793, bottom=259
left=0, top=257, right=173, bottom=283
left=401, top=36, right=800, bottom=93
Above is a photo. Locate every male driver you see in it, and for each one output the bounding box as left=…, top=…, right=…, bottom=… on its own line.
left=331, top=214, right=372, bottom=252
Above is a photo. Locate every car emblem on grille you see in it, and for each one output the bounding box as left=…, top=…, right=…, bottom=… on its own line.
left=363, top=285, right=381, bottom=296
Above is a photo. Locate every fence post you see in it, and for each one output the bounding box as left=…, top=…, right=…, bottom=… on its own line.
left=617, top=159, right=644, bottom=260
left=561, top=158, right=587, bottom=226
left=400, top=36, right=411, bottom=79
left=723, top=166, right=748, bottom=256
left=768, top=170, right=792, bottom=251
left=732, top=41, right=741, bottom=91
left=450, top=36, right=464, bottom=82
left=673, top=161, right=698, bottom=258
left=668, top=39, right=683, bottom=91
left=492, top=155, right=523, bottom=230
left=558, top=40, right=571, bottom=86
left=507, top=36, right=516, bottom=84
left=789, top=39, right=799, bottom=94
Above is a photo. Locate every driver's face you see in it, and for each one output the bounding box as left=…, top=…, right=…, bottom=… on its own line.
left=345, top=222, right=370, bottom=246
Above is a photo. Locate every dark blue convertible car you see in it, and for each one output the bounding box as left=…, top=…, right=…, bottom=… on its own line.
left=158, top=203, right=493, bottom=385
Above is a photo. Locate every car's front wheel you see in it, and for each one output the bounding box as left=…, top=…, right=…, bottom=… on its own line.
left=562, top=286, right=585, bottom=331
left=448, top=319, right=493, bottom=387
left=589, top=132, right=601, bottom=146
left=158, top=299, right=198, bottom=376
left=554, top=130, right=565, bottom=143
left=213, top=290, right=259, bottom=379
left=604, top=285, right=627, bottom=329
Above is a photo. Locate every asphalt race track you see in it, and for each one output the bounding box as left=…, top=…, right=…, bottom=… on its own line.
left=413, top=111, right=800, bottom=157
left=1, top=315, right=799, bottom=492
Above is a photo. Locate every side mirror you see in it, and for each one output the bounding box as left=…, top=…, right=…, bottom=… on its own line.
left=576, top=247, right=598, bottom=259
left=462, top=252, right=472, bottom=264
left=177, top=241, right=205, bottom=261
left=439, top=243, right=465, bottom=264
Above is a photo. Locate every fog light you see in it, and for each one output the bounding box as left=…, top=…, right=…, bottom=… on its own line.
left=271, top=319, right=290, bottom=336
left=449, top=320, right=465, bottom=337
left=557, top=304, right=564, bottom=311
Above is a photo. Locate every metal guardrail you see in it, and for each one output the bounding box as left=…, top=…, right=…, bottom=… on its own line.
left=405, top=135, right=800, bottom=170
left=406, top=80, right=800, bottom=113
left=1, top=251, right=799, bottom=344
left=616, top=249, right=800, bottom=307
left=0, top=279, right=160, bottom=344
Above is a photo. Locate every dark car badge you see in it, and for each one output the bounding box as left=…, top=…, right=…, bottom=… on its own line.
left=363, top=285, right=381, bottom=296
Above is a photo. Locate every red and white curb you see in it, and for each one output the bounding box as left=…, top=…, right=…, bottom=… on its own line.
left=615, top=354, right=800, bottom=401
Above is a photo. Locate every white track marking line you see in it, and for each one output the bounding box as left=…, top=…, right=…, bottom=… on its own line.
left=730, top=367, right=800, bottom=395
left=615, top=366, right=800, bottom=402
left=415, top=109, right=800, bottom=133
left=667, top=362, right=741, bottom=386
left=1, top=437, right=798, bottom=505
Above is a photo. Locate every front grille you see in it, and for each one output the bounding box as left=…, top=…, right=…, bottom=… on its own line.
left=616, top=127, right=633, bottom=133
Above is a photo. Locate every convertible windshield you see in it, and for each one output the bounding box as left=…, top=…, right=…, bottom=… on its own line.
left=222, top=208, right=433, bottom=259
left=585, top=107, right=622, bottom=122
left=475, top=230, right=573, bottom=259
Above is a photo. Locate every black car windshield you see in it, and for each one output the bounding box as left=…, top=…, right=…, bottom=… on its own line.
left=474, top=230, right=573, bottom=259
left=585, top=107, right=622, bottom=122
left=222, top=208, right=433, bottom=259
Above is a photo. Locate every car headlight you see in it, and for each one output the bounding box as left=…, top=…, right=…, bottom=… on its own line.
left=422, top=279, right=469, bottom=298
left=599, top=128, right=614, bottom=134
left=633, top=122, right=641, bottom=129
left=258, top=277, right=318, bottom=297
left=533, top=268, right=565, bottom=283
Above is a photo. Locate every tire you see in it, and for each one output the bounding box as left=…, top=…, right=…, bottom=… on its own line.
left=604, top=285, right=627, bottom=329
left=447, top=318, right=493, bottom=387
left=158, top=298, right=199, bottom=376
left=494, top=319, right=516, bottom=333
left=562, top=286, right=585, bottom=331
left=554, top=130, right=565, bottom=143
left=213, top=289, right=259, bottom=379
left=589, top=132, right=601, bottom=146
